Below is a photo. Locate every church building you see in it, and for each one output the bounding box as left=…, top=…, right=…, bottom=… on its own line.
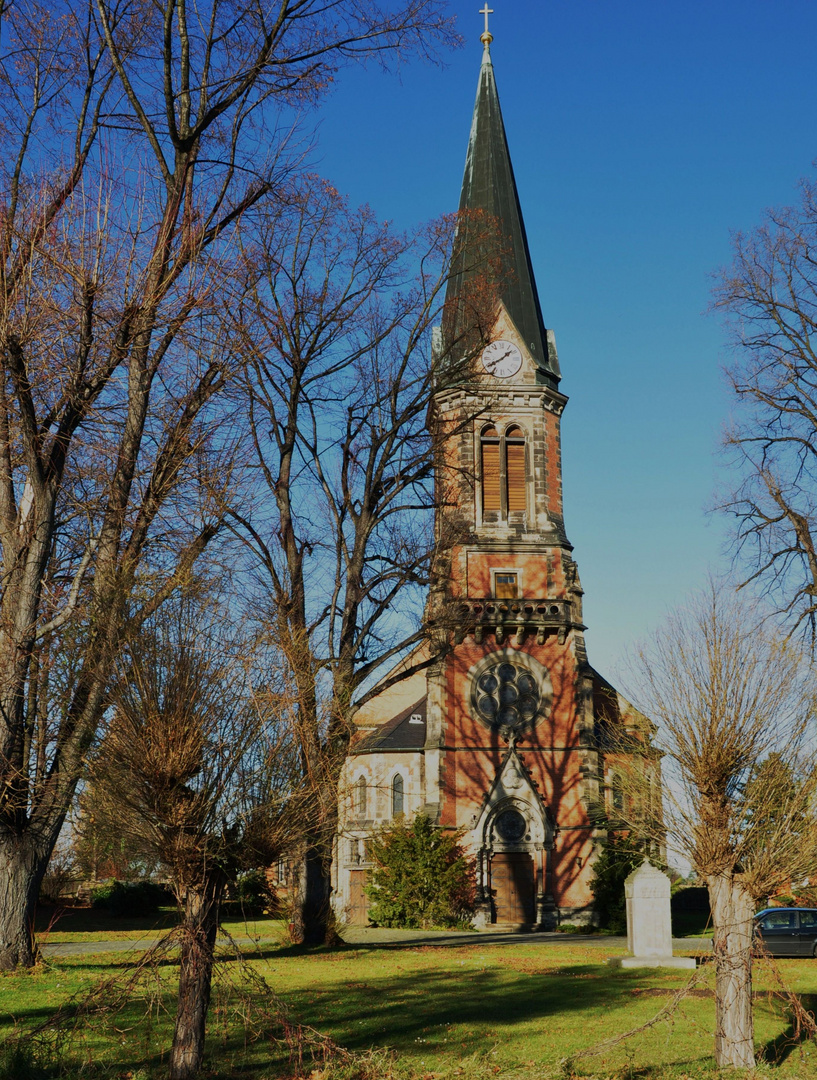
left=334, top=21, right=656, bottom=930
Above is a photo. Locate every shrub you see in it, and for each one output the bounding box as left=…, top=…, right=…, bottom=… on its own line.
left=223, top=868, right=279, bottom=917
left=588, top=834, right=651, bottom=933
left=792, top=884, right=817, bottom=906
left=365, top=814, right=474, bottom=929
left=90, top=879, right=173, bottom=917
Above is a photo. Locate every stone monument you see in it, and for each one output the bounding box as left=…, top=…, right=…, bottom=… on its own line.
left=609, top=860, right=696, bottom=969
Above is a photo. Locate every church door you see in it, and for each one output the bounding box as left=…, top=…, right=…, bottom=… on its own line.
left=348, top=870, right=369, bottom=926
left=491, top=852, right=535, bottom=923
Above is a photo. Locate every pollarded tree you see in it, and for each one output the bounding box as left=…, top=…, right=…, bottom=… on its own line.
left=88, top=588, right=294, bottom=1080
left=0, top=0, right=458, bottom=969
left=624, top=585, right=817, bottom=1069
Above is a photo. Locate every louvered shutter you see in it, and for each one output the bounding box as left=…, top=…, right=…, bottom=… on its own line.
left=506, top=441, right=526, bottom=512
left=481, top=442, right=501, bottom=512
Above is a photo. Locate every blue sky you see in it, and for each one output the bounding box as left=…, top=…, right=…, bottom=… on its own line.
left=310, top=0, right=817, bottom=680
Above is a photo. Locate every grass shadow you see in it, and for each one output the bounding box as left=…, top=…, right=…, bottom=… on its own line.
left=758, top=992, right=817, bottom=1066
left=34, top=903, right=179, bottom=936
left=283, top=962, right=679, bottom=1052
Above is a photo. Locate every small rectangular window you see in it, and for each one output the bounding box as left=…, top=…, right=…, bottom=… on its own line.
left=612, top=777, right=624, bottom=811
left=494, top=573, right=518, bottom=599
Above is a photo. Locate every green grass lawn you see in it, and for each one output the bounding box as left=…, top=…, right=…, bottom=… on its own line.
left=2, top=936, right=817, bottom=1079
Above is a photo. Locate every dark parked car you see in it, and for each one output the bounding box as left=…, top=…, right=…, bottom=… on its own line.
left=753, top=907, right=817, bottom=957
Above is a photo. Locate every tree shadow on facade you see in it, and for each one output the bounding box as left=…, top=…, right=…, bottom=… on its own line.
left=450, top=643, right=593, bottom=919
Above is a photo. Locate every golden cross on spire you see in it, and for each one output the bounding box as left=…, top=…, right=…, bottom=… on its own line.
left=479, top=3, right=493, bottom=46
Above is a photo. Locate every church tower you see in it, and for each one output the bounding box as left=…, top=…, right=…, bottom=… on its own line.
left=335, top=21, right=654, bottom=930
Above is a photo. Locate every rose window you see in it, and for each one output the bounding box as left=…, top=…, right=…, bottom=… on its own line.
left=472, top=661, right=541, bottom=734
left=493, top=808, right=527, bottom=843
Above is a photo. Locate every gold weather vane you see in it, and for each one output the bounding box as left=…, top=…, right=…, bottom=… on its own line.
left=479, top=3, right=493, bottom=46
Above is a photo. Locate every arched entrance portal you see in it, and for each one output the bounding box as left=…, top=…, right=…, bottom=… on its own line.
left=489, top=805, right=537, bottom=924
left=491, top=851, right=536, bottom=923
left=471, top=755, right=556, bottom=929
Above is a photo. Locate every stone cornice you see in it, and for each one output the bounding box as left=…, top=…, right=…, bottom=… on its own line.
left=432, top=383, right=568, bottom=418
left=432, top=596, right=586, bottom=646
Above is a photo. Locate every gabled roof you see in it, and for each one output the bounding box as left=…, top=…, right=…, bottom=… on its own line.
left=445, top=42, right=559, bottom=386
left=353, top=697, right=427, bottom=753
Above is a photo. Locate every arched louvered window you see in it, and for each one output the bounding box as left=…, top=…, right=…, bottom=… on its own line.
left=391, top=774, right=405, bottom=817
left=479, top=423, right=527, bottom=520
left=480, top=425, right=501, bottom=514
left=356, top=776, right=368, bottom=818
left=505, top=426, right=527, bottom=513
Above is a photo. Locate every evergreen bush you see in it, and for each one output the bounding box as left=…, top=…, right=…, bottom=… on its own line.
left=588, top=834, right=650, bottom=933
left=365, top=814, right=474, bottom=929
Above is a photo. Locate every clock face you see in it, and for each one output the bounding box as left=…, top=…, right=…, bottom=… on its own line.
left=481, top=339, right=523, bottom=379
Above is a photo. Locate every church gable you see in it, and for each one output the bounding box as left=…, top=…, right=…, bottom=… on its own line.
left=472, top=741, right=554, bottom=850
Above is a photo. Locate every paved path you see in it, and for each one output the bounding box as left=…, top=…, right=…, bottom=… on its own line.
left=42, top=927, right=712, bottom=958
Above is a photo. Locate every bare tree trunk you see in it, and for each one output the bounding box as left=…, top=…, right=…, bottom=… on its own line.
left=289, top=839, right=337, bottom=946
left=169, top=874, right=224, bottom=1080
left=708, top=873, right=756, bottom=1069
left=0, top=838, right=45, bottom=969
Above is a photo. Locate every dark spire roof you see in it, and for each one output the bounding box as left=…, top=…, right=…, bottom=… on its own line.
left=446, top=42, right=559, bottom=384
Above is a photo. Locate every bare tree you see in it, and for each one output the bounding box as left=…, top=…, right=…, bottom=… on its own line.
left=0, top=0, right=457, bottom=968
left=624, top=585, right=817, bottom=1069
left=89, top=590, right=292, bottom=1080
left=714, top=175, right=817, bottom=641
left=229, top=180, right=498, bottom=942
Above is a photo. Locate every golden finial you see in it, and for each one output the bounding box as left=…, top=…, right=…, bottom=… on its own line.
left=479, top=3, right=493, bottom=46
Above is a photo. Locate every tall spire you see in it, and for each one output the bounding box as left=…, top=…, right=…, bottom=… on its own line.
left=446, top=28, right=559, bottom=384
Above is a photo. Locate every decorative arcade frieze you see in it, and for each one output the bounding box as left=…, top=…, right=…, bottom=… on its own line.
left=443, top=597, right=586, bottom=646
